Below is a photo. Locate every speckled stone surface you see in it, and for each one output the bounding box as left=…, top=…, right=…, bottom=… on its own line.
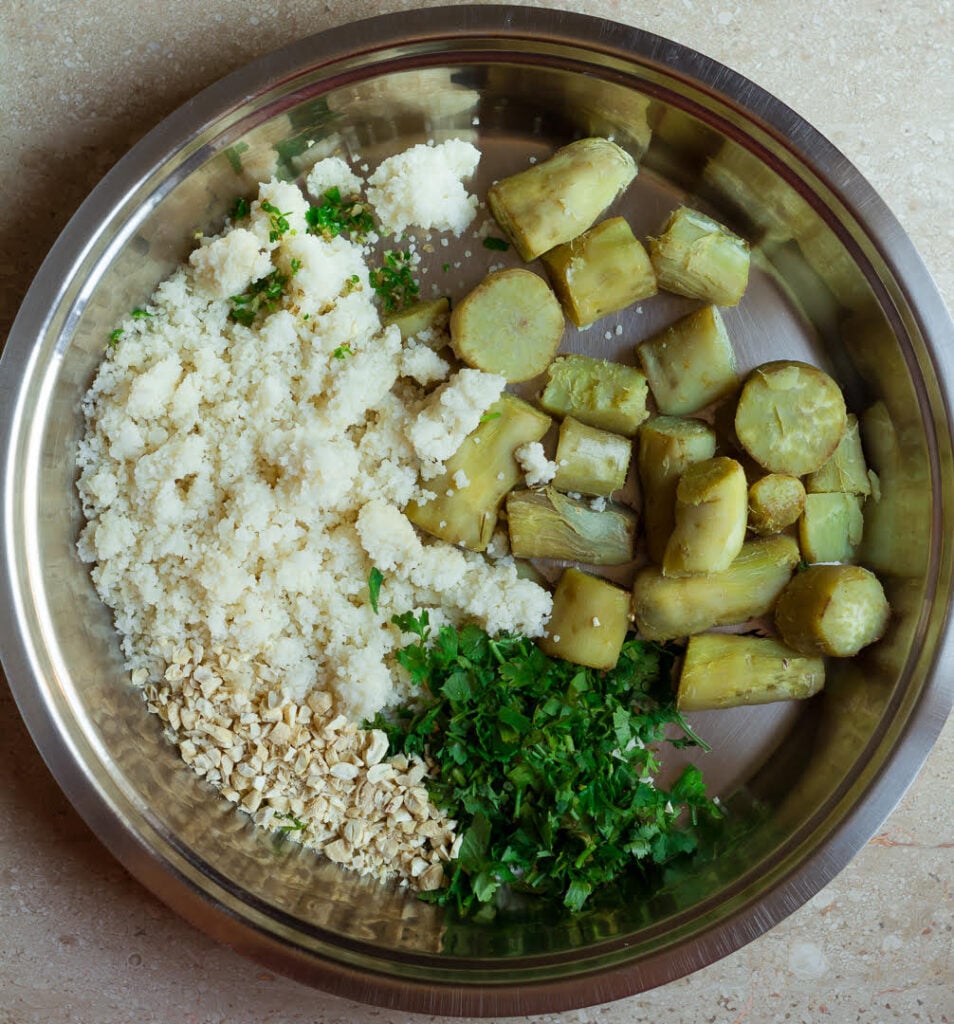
left=1, top=2, right=952, bottom=1021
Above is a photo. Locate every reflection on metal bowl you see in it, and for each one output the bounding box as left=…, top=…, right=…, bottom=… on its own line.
left=1, top=6, right=952, bottom=1016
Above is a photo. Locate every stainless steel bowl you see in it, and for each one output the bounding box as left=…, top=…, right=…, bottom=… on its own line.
left=1, top=6, right=952, bottom=1015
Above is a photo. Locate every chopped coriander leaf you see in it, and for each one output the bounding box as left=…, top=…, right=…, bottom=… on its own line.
left=290, top=257, right=302, bottom=275
left=373, top=617, right=719, bottom=915
left=274, top=811, right=308, bottom=839
left=305, top=187, right=375, bottom=241
left=392, top=608, right=430, bottom=640
left=107, top=328, right=123, bottom=349
left=228, top=269, right=288, bottom=326
left=368, top=567, right=384, bottom=613
left=260, top=199, right=293, bottom=242
left=369, top=250, right=419, bottom=313
left=478, top=411, right=501, bottom=423
left=130, top=307, right=153, bottom=319
left=442, top=263, right=451, bottom=272
left=482, top=236, right=510, bottom=252
left=333, top=344, right=353, bottom=359
left=230, top=196, right=250, bottom=220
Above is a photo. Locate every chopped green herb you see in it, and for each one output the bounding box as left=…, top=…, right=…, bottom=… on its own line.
left=230, top=196, right=250, bottom=220
left=482, top=236, right=510, bottom=252
left=305, top=187, right=375, bottom=241
left=260, top=200, right=292, bottom=243
left=333, top=344, right=353, bottom=360
left=274, top=811, right=308, bottom=840
left=368, top=567, right=384, bottom=613
left=442, top=263, right=451, bottom=272
left=369, top=615, right=719, bottom=915
left=228, top=269, right=288, bottom=326
left=478, top=411, right=502, bottom=424
left=130, top=307, right=153, bottom=319
left=107, top=328, right=123, bottom=349
left=369, top=250, right=419, bottom=313
left=290, top=257, right=302, bottom=276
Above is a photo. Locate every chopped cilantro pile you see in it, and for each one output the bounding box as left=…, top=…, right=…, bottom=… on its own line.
left=228, top=269, right=289, bottom=326
left=274, top=811, right=308, bottom=841
left=370, top=612, right=719, bottom=916
left=259, top=200, right=292, bottom=243
left=305, top=186, right=375, bottom=241
left=369, top=250, right=419, bottom=313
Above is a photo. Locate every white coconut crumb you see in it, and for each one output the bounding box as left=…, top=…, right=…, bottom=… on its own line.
left=356, top=501, right=551, bottom=639
left=189, top=228, right=272, bottom=299
left=251, top=179, right=311, bottom=246
left=514, top=441, right=557, bottom=487
left=589, top=495, right=607, bottom=512
left=485, top=528, right=510, bottom=561
left=406, top=367, right=505, bottom=478
left=305, top=156, right=364, bottom=200
left=367, top=139, right=481, bottom=237
left=399, top=342, right=449, bottom=386
left=452, top=469, right=470, bottom=490
left=592, top=617, right=601, bottom=628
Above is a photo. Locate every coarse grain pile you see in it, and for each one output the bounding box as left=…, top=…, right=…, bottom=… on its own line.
left=76, top=140, right=553, bottom=888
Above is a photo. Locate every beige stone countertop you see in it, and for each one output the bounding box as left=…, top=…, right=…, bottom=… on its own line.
left=1, top=1, right=952, bottom=1021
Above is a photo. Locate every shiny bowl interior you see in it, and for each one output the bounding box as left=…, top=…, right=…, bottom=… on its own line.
left=2, top=6, right=953, bottom=1015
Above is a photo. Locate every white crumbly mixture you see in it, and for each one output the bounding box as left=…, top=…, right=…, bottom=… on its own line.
left=367, top=139, right=481, bottom=238
left=407, top=367, right=505, bottom=479
left=76, top=145, right=551, bottom=888
left=515, top=441, right=558, bottom=486
left=305, top=156, right=364, bottom=200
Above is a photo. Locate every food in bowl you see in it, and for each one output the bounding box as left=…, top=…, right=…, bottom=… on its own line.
left=75, top=140, right=555, bottom=891
left=74, top=129, right=891, bottom=916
